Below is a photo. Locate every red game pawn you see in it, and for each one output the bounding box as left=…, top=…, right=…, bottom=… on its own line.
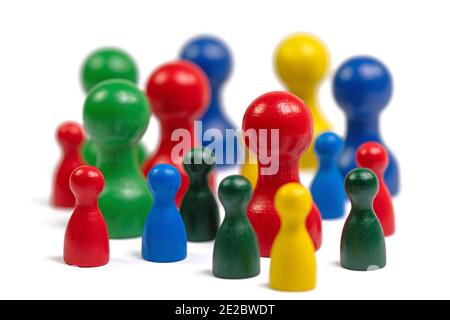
left=356, top=142, right=395, bottom=236
left=52, top=122, right=85, bottom=208
left=64, top=166, right=109, bottom=267
left=243, top=91, right=323, bottom=257
left=142, top=60, right=212, bottom=207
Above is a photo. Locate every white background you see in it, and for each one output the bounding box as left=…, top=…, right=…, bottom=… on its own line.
left=0, top=0, right=449, bottom=300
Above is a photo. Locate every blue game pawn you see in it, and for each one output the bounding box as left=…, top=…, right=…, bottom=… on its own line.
left=142, top=164, right=187, bottom=263
left=333, top=56, right=400, bottom=196
left=180, top=36, right=239, bottom=168
left=310, top=132, right=346, bottom=219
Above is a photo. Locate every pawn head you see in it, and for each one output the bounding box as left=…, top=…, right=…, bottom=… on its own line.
left=275, top=33, right=329, bottom=88
left=333, top=56, right=392, bottom=119
left=146, top=60, right=210, bottom=120
left=180, top=35, right=232, bottom=88
left=81, top=47, right=138, bottom=92
left=183, top=147, right=216, bottom=176
left=243, top=91, right=313, bottom=161
left=56, top=121, right=84, bottom=150
left=314, top=131, right=343, bottom=158
left=147, top=164, right=181, bottom=197
left=344, top=168, right=379, bottom=206
left=83, top=79, right=150, bottom=148
left=70, top=165, right=104, bottom=202
left=275, top=183, right=313, bottom=223
left=356, top=142, right=389, bottom=174
left=219, top=175, right=252, bottom=211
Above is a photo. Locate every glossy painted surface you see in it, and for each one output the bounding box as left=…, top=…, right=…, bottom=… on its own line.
left=340, top=168, right=386, bottom=271
left=180, top=36, right=239, bottom=169
left=64, top=166, right=109, bottom=268
left=333, top=56, right=400, bottom=195
left=310, top=132, right=346, bottom=219
left=83, top=79, right=152, bottom=239
left=243, top=91, right=322, bottom=257
left=213, top=175, right=260, bottom=279
left=270, top=183, right=316, bottom=292
left=275, top=33, right=332, bottom=170
left=52, top=121, right=85, bottom=208
left=142, top=164, right=187, bottom=263
left=142, top=60, right=212, bottom=207
left=180, top=148, right=219, bottom=242
left=356, top=142, right=395, bottom=236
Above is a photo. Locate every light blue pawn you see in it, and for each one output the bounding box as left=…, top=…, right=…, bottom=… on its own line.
left=142, top=164, right=187, bottom=263
left=310, top=132, right=346, bottom=220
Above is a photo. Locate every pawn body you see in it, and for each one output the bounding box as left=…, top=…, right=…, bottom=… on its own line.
left=180, top=36, right=238, bottom=168
left=340, top=168, right=386, bottom=271
left=333, top=56, right=400, bottom=195
left=240, top=146, right=258, bottom=189
left=213, top=175, right=260, bottom=279
left=275, top=33, right=332, bottom=170
left=64, top=166, right=109, bottom=267
left=180, top=148, right=220, bottom=242
left=83, top=80, right=152, bottom=239
left=310, top=132, right=346, bottom=219
left=356, top=142, right=395, bottom=236
left=52, top=121, right=85, bottom=208
left=270, top=183, right=316, bottom=292
left=142, top=164, right=187, bottom=263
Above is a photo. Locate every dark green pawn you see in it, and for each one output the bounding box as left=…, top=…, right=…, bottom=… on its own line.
left=213, top=175, right=260, bottom=279
left=180, top=147, right=219, bottom=242
left=341, top=168, right=386, bottom=271
left=80, top=47, right=147, bottom=165
left=83, top=79, right=152, bottom=239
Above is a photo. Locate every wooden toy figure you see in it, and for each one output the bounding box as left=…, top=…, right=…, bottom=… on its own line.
left=80, top=47, right=146, bottom=166
left=270, top=183, right=316, bottom=292
left=52, top=121, right=85, bottom=208
left=142, top=164, right=187, bottom=263
left=333, top=56, right=400, bottom=196
left=243, top=91, right=322, bottom=257
left=213, top=175, right=260, bottom=279
left=310, top=132, right=346, bottom=219
left=341, top=168, right=386, bottom=271
left=275, top=33, right=332, bottom=170
left=356, top=142, right=395, bottom=236
left=64, top=166, right=109, bottom=268
left=83, top=79, right=152, bottom=239
left=180, top=147, right=220, bottom=242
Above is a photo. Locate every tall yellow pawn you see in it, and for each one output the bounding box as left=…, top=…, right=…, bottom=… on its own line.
left=240, top=146, right=258, bottom=189
left=270, top=183, right=316, bottom=292
left=275, top=33, right=332, bottom=170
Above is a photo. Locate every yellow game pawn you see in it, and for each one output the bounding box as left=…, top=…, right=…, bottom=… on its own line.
left=275, top=33, right=332, bottom=170
left=270, top=183, right=316, bottom=292
left=240, top=146, right=258, bottom=189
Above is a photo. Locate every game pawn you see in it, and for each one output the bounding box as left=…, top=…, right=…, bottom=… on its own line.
left=243, top=91, right=322, bottom=257
left=52, top=121, right=85, bottom=208
left=275, top=33, right=332, bottom=170
left=333, top=56, right=400, bottom=196
left=80, top=47, right=147, bottom=165
left=64, top=166, right=109, bottom=268
left=356, top=142, right=395, bottom=236
left=181, top=36, right=239, bottom=168
left=213, top=175, right=260, bottom=279
left=341, top=168, right=386, bottom=271
left=83, top=79, right=152, bottom=239
left=142, top=60, right=212, bottom=207
left=310, top=132, right=346, bottom=219
left=180, top=147, right=220, bottom=242
left=270, top=183, right=316, bottom=292
left=142, top=164, right=187, bottom=263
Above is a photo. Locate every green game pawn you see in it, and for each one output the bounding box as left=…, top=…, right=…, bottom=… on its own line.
left=83, top=79, right=152, bottom=239
left=180, top=147, right=220, bottom=242
left=80, top=47, right=147, bottom=166
left=213, top=175, right=260, bottom=279
left=340, top=168, right=387, bottom=271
